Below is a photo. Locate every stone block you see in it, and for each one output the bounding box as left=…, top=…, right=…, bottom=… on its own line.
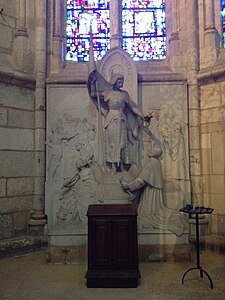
left=34, top=176, right=45, bottom=195
left=0, top=128, right=34, bottom=150
left=217, top=214, right=225, bottom=236
left=190, top=159, right=201, bottom=176
left=189, top=216, right=209, bottom=241
left=203, top=193, right=225, bottom=215
left=138, top=244, right=191, bottom=262
left=210, top=214, right=219, bottom=235
left=0, top=178, right=6, bottom=197
left=201, top=107, right=225, bottom=124
left=211, top=132, right=225, bottom=174
left=0, top=24, right=13, bottom=50
left=0, top=196, right=33, bottom=214
left=188, top=85, right=199, bottom=109
left=8, top=108, right=34, bottom=128
left=0, top=214, right=13, bottom=239
left=203, top=175, right=225, bottom=195
left=13, top=210, right=29, bottom=231
left=201, top=121, right=225, bottom=133
left=0, top=83, right=34, bottom=110
left=34, top=129, right=46, bottom=151
left=7, top=177, right=34, bottom=196
left=46, top=245, right=87, bottom=264
left=35, top=110, right=46, bottom=128
left=190, top=175, right=203, bottom=194
left=201, top=132, right=211, bottom=149
left=189, top=126, right=200, bottom=150
left=190, top=149, right=201, bottom=176
left=220, top=82, right=225, bottom=106
left=200, top=83, right=221, bottom=110
left=0, top=151, right=34, bottom=177
left=33, top=151, right=45, bottom=176
left=0, top=2, right=16, bottom=20
left=189, top=109, right=199, bottom=127
left=202, top=149, right=212, bottom=175
left=0, top=107, right=7, bottom=125
left=32, top=194, right=45, bottom=211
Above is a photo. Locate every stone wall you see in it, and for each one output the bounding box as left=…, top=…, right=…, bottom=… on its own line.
left=0, top=0, right=37, bottom=240
left=0, top=82, right=35, bottom=238
left=197, top=0, right=225, bottom=238
left=200, top=81, right=225, bottom=236
left=0, top=0, right=224, bottom=252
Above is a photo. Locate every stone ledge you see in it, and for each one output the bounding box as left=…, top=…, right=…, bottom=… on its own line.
left=0, top=65, right=35, bottom=89
left=0, top=236, right=48, bottom=259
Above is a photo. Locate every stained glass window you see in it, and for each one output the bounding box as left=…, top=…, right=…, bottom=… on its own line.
left=66, top=0, right=110, bottom=61
left=221, top=0, right=225, bottom=47
left=66, top=0, right=166, bottom=62
left=122, top=0, right=166, bottom=60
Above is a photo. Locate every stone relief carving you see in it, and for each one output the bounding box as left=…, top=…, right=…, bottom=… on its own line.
left=121, top=146, right=188, bottom=236
left=57, top=151, right=103, bottom=223
left=46, top=48, right=190, bottom=233
left=158, top=103, right=189, bottom=180
left=46, top=116, right=96, bottom=180
left=46, top=116, right=105, bottom=223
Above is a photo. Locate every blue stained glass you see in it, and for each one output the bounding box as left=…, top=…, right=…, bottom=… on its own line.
left=221, top=0, right=225, bottom=48
left=122, top=0, right=166, bottom=60
left=66, top=0, right=110, bottom=61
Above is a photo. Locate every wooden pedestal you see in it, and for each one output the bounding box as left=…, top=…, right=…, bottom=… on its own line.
left=85, top=204, right=140, bottom=288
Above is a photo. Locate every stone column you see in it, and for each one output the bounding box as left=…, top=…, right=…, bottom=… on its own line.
left=51, top=0, right=64, bottom=72
left=110, top=0, right=122, bottom=48
left=28, top=0, right=47, bottom=234
left=13, top=0, right=31, bottom=71
left=168, top=0, right=181, bottom=71
left=205, top=0, right=215, bottom=29
left=186, top=0, right=203, bottom=207
left=204, top=0, right=220, bottom=67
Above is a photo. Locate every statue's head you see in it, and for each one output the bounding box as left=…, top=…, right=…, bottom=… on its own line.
left=148, top=147, right=162, bottom=159
left=110, top=73, right=124, bottom=86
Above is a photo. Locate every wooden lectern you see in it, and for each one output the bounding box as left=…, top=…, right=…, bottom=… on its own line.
left=85, top=204, right=140, bottom=288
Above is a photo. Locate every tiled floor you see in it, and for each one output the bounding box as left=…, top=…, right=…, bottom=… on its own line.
left=0, top=249, right=225, bottom=300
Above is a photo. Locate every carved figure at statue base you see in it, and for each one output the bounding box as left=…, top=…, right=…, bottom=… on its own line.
left=121, top=147, right=188, bottom=236
left=57, top=151, right=104, bottom=223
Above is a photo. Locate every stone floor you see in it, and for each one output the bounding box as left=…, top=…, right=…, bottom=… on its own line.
left=0, top=248, right=225, bottom=300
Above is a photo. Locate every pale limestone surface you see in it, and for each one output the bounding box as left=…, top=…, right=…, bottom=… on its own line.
left=0, top=0, right=224, bottom=248
left=46, top=49, right=190, bottom=249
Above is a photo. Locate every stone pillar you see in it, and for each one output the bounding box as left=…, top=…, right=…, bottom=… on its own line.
left=13, top=0, right=31, bottom=72
left=168, top=0, right=181, bottom=71
left=186, top=0, right=203, bottom=207
left=203, top=0, right=220, bottom=67
left=51, top=0, right=64, bottom=72
left=110, top=0, right=122, bottom=48
left=205, top=0, right=215, bottom=29
left=28, top=0, right=47, bottom=234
